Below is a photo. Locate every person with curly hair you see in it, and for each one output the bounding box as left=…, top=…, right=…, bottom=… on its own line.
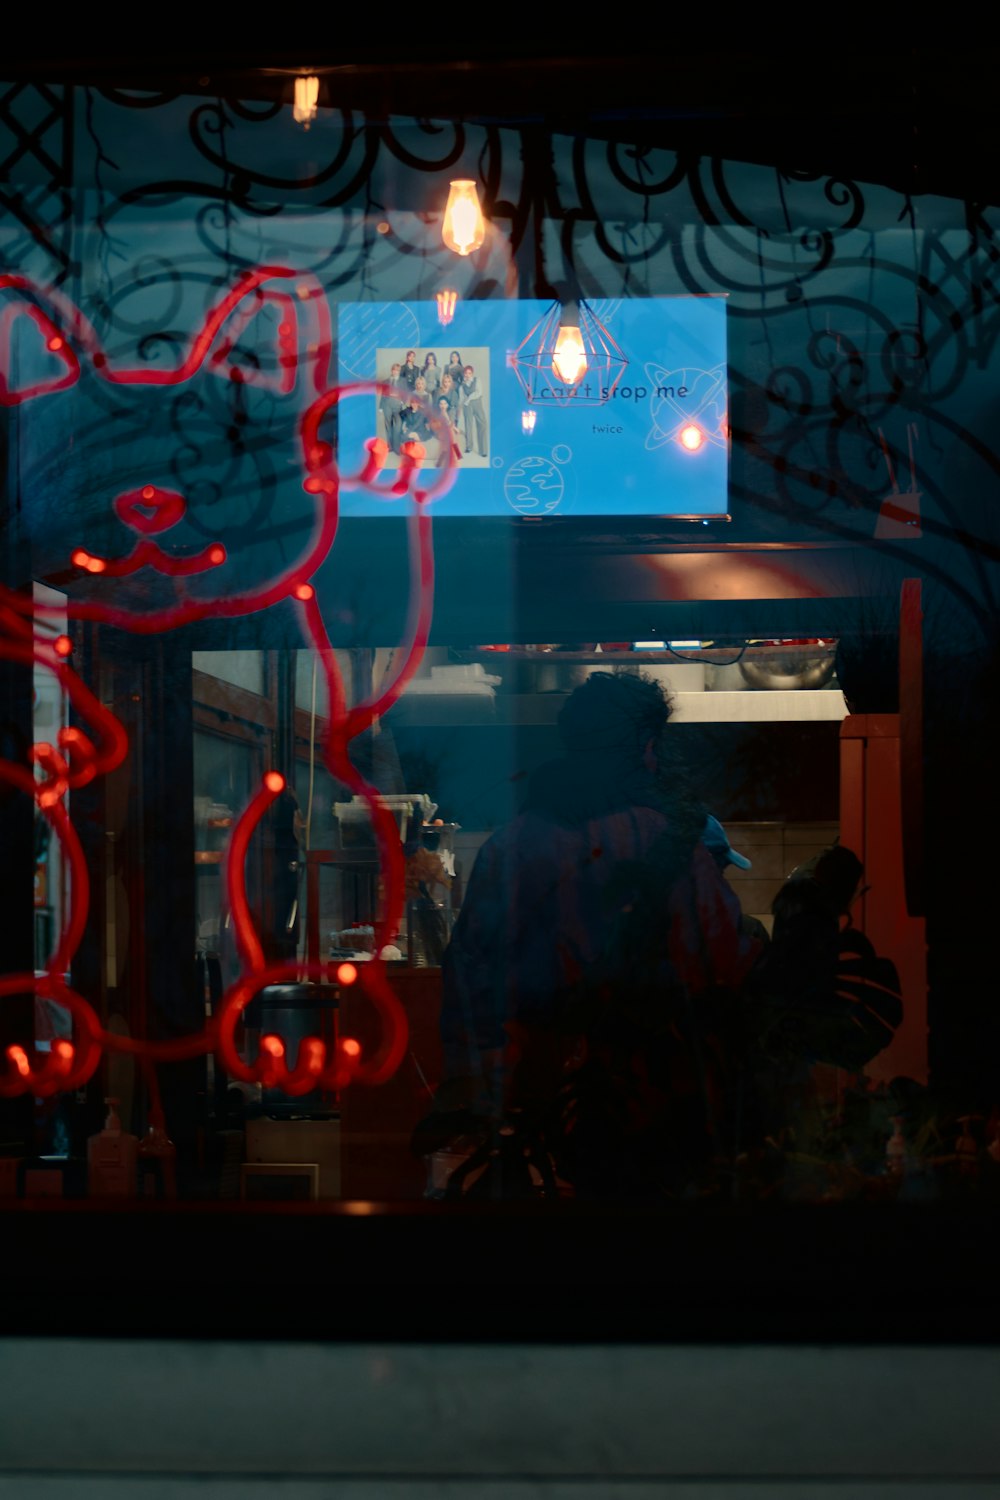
left=428, top=670, right=761, bottom=1199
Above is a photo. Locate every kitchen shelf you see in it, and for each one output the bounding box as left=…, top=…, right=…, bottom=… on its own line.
left=388, top=689, right=847, bottom=728
left=454, top=645, right=837, bottom=666
left=670, top=690, right=847, bottom=723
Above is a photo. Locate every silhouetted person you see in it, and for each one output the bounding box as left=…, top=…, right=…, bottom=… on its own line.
left=428, top=671, right=761, bottom=1199
left=743, top=845, right=902, bottom=1156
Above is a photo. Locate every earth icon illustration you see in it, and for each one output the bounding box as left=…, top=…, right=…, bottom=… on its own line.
left=503, top=455, right=565, bottom=515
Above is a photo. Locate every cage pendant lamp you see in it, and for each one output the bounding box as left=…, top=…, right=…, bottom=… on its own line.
left=511, top=298, right=627, bottom=407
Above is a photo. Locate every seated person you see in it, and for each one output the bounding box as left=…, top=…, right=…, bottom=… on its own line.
left=399, top=398, right=432, bottom=446
left=742, top=845, right=903, bottom=1156
left=431, top=396, right=461, bottom=467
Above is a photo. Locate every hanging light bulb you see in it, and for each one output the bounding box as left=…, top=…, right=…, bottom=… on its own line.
left=521, top=409, right=537, bottom=434
left=442, top=179, right=486, bottom=257
left=678, top=422, right=705, bottom=451
left=511, top=299, right=627, bottom=407
left=293, top=75, right=320, bottom=128
left=436, top=288, right=459, bottom=326
left=552, top=303, right=587, bottom=386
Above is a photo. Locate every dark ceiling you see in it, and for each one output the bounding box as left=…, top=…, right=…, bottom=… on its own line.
left=4, top=48, right=1000, bottom=205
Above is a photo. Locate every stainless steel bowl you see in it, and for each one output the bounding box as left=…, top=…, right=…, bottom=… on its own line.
left=738, top=654, right=837, bottom=691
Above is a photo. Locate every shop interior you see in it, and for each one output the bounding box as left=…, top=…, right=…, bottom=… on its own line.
left=23, top=601, right=924, bottom=1203
left=2, top=55, right=994, bottom=1225
left=5, top=56, right=1000, bottom=1496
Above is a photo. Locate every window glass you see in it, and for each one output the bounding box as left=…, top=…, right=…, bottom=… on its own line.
left=0, top=67, right=993, bottom=1228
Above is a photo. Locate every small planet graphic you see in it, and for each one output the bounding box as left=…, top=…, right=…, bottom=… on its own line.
left=645, top=363, right=727, bottom=451
left=503, top=455, right=565, bottom=515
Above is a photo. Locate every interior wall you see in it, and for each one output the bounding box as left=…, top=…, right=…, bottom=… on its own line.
left=2, top=81, right=998, bottom=1094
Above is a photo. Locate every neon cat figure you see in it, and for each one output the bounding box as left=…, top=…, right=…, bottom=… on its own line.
left=0, top=613, right=224, bottom=1095
left=0, top=269, right=457, bottom=1096
left=0, top=611, right=125, bottom=1096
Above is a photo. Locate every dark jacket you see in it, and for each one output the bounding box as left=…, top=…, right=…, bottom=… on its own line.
left=440, top=750, right=760, bottom=1091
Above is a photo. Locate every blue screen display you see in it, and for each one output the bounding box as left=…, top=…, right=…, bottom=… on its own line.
left=336, top=297, right=728, bottom=519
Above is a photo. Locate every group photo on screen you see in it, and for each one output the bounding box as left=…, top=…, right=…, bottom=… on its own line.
left=337, top=298, right=728, bottom=517
left=377, top=346, right=490, bottom=469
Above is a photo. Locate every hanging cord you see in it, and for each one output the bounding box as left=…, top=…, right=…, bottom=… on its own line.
left=658, top=642, right=749, bottom=667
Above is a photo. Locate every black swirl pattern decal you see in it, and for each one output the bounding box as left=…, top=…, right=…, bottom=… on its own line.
left=1, top=78, right=998, bottom=618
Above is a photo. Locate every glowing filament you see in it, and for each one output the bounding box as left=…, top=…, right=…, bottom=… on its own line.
left=521, top=409, right=537, bottom=435
left=553, top=320, right=586, bottom=386
left=441, top=180, right=485, bottom=257
left=436, top=288, right=458, bottom=326
left=293, top=75, right=320, bottom=128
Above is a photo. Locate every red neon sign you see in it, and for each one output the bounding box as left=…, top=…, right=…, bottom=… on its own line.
left=0, top=268, right=457, bottom=1101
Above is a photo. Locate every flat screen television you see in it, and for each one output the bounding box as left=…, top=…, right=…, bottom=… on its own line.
left=336, top=297, right=728, bottom=520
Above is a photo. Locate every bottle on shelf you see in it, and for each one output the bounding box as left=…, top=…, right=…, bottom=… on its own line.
left=87, top=1097, right=138, bottom=1197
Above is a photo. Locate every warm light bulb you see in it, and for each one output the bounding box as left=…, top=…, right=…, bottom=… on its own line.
left=293, top=75, right=320, bottom=128
left=442, top=180, right=485, bottom=257
left=553, top=320, right=586, bottom=386
left=521, top=409, right=537, bottom=434
left=679, top=423, right=705, bottom=451
left=436, top=288, right=458, bottom=325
